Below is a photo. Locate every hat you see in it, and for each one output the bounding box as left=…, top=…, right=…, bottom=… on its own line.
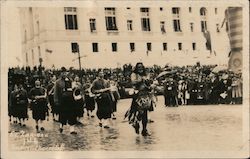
left=61, top=67, right=66, bottom=72
left=35, top=80, right=41, bottom=86
left=99, top=70, right=104, bottom=74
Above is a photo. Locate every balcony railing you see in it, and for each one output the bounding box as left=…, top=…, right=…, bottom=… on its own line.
left=107, top=30, right=119, bottom=35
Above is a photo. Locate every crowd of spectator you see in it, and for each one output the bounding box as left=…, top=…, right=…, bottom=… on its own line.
left=8, top=62, right=243, bottom=106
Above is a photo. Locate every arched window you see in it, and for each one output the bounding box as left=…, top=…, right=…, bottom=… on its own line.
left=200, top=7, right=207, bottom=16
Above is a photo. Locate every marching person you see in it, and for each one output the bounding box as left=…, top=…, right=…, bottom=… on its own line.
left=72, top=75, right=85, bottom=124
left=151, top=79, right=159, bottom=103
left=91, top=70, right=112, bottom=128
left=47, top=75, right=58, bottom=121
left=147, top=79, right=156, bottom=123
left=54, top=67, right=78, bottom=134
left=9, top=84, right=18, bottom=124
left=109, top=79, right=120, bottom=120
left=84, top=78, right=96, bottom=118
left=29, top=80, right=48, bottom=132
left=10, top=84, right=29, bottom=126
left=125, top=62, right=152, bottom=136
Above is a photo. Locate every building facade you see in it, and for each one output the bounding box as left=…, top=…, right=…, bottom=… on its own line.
left=19, top=1, right=231, bottom=69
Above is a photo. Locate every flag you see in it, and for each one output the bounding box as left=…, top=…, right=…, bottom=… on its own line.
left=221, top=13, right=227, bottom=29
left=16, top=57, right=21, bottom=62
left=228, top=52, right=242, bottom=73
left=46, top=49, right=53, bottom=53
left=214, top=50, right=217, bottom=56
left=202, top=30, right=212, bottom=53
left=226, top=7, right=242, bottom=73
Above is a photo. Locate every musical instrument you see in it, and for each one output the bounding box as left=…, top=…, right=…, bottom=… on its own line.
left=94, top=87, right=111, bottom=98
left=85, top=88, right=95, bottom=97
left=73, top=87, right=83, bottom=101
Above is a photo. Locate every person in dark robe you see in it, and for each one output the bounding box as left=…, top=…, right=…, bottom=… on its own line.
left=47, top=75, right=58, bottom=121
left=9, top=84, right=18, bottom=124
left=84, top=79, right=96, bottom=118
left=163, top=79, right=171, bottom=107
left=164, top=77, right=178, bottom=107
left=10, top=84, right=29, bottom=126
left=210, top=76, right=221, bottom=104
left=109, top=79, right=120, bottom=120
left=29, top=80, right=48, bottom=132
left=72, top=75, right=85, bottom=124
left=54, top=67, right=77, bottom=134
left=91, top=71, right=112, bottom=128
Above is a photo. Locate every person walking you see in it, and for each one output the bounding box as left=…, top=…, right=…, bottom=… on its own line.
left=91, top=71, right=112, bottom=128
left=109, top=79, right=120, bottom=120
left=72, top=75, right=85, bottom=124
left=10, top=84, right=29, bottom=126
left=29, top=80, right=48, bottom=132
left=47, top=75, right=58, bottom=121
left=54, top=67, right=78, bottom=134
left=125, top=62, right=152, bottom=136
left=84, top=78, right=96, bottom=118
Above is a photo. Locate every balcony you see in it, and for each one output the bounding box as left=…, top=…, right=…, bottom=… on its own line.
left=172, top=14, right=180, bottom=19
left=90, top=30, right=97, bottom=34
left=174, top=31, right=184, bottom=36
left=141, top=12, right=149, bottom=17
left=107, top=30, right=119, bottom=35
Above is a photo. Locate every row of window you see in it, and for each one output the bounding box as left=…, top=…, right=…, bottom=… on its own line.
left=64, top=7, right=222, bottom=33
left=72, top=42, right=208, bottom=53
left=135, top=7, right=218, bottom=15
left=25, top=42, right=205, bottom=65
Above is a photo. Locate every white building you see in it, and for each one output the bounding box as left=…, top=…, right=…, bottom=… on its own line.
left=19, top=0, right=231, bottom=69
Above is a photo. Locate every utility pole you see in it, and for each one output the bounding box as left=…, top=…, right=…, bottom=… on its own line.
left=77, top=44, right=82, bottom=71
left=72, top=43, right=88, bottom=84
left=72, top=43, right=82, bottom=71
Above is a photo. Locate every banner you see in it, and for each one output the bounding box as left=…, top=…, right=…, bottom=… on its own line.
left=202, top=30, right=212, bottom=53
left=226, top=7, right=242, bottom=72
left=228, top=51, right=242, bottom=72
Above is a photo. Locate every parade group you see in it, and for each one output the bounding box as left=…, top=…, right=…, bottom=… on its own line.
left=8, top=62, right=243, bottom=136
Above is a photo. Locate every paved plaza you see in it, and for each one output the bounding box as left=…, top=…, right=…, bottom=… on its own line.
left=8, top=96, right=243, bottom=151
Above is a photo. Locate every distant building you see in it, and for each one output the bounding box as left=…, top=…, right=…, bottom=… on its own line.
left=19, top=1, right=231, bottom=68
